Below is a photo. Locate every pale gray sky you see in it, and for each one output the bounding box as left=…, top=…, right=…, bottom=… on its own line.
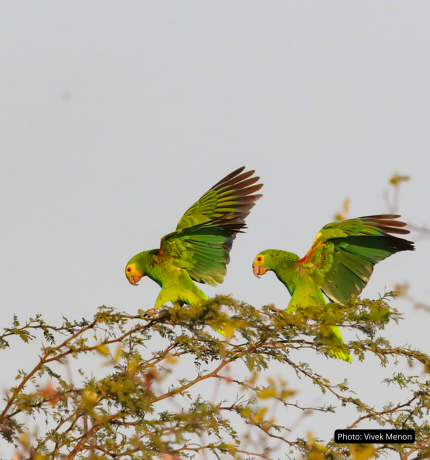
left=1, top=1, right=429, bottom=456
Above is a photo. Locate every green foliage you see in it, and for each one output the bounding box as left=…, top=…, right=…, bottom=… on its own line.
left=1, top=295, right=429, bottom=459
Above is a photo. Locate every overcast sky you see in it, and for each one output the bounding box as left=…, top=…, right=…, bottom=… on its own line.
left=1, top=1, right=429, bottom=457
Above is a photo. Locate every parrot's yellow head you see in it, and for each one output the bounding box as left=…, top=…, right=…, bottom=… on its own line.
left=252, top=253, right=268, bottom=278
left=125, top=262, right=144, bottom=286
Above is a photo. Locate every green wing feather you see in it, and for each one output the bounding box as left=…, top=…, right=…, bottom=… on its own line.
left=299, top=215, right=414, bottom=304
left=159, top=167, right=263, bottom=286
left=158, top=221, right=245, bottom=286
left=176, top=166, right=263, bottom=230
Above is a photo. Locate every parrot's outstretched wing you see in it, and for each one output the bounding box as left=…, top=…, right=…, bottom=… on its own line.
left=158, top=167, right=263, bottom=286
left=298, top=215, right=414, bottom=304
left=157, top=220, right=246, bottom=286
left=176, top=166, right=263, bottom=230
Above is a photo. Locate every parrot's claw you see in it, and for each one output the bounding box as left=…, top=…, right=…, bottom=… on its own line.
left=269, top=306, right=283, bottom=317
left=143, top=308, right=157, bottom=318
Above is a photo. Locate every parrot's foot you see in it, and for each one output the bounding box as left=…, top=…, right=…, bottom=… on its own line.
left=143, top=308, right=157, bottom=318
left=269, top=306, right=283, bottom=316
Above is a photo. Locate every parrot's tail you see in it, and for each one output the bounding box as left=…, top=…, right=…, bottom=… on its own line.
left=215, top=327, right=226, bottom=337
left=328, top=325, right=352, bottom=363
left=330, top=348, right=353, bottom=362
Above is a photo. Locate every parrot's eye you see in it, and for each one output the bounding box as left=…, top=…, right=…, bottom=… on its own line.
left=127, top=267, right=131, bottom=272
left=257, top=256, right=262, bottom=262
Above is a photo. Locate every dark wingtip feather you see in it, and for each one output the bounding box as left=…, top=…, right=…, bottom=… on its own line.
left=373, top=225, right=410, bottom=235
left=212, top=166, right=246, bottom=187
left=361, top=215, right=411, bottom=235
left=388, top=236, right=415, bottom=252
left=209, top=167, right=263, bottom=226
left=363, top=214, right=402, bottom=219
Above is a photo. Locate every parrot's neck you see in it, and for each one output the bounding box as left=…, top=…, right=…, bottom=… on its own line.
left=135, top=250, right=163, bottom=287
left=272, top=251, right=302, bottom=296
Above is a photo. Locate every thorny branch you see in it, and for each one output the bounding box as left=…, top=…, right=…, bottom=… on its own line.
left=0, top=294, right=429, bottom=460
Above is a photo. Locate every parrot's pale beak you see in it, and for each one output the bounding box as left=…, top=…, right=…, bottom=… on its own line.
left=253, top=265, right=267, bottom=278
left=128, top=275, right=143, bottom=286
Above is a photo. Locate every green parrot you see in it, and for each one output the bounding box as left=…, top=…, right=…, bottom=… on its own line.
left=126, top=167, right=263, bottom=313
left=252, top=215, right=414, bottom=362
